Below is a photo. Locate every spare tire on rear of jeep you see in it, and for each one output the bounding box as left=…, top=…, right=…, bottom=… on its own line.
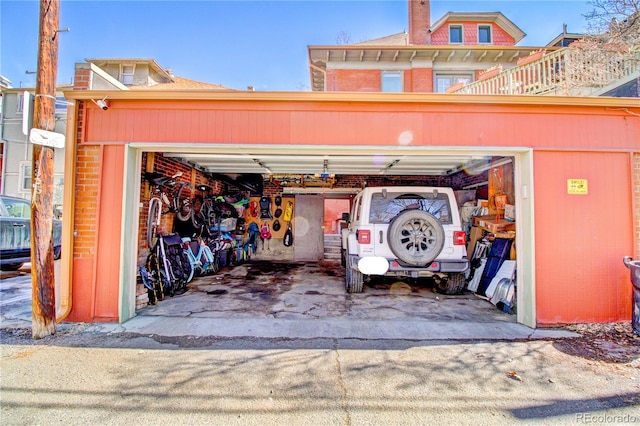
left=387, top=209, right=445, bottom=266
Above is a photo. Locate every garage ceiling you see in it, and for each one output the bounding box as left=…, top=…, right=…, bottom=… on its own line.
left=164, top=153, right=501, bottom=176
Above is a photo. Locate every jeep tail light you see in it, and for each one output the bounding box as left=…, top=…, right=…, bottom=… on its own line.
left=357, top=230, right=371, bottom=244
left=454, top=231, right=467, bottom=245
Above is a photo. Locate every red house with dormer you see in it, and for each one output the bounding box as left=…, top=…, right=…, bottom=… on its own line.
left=309, top=0, right=547, bottom=93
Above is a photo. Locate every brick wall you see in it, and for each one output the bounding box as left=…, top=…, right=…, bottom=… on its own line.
left=409, top=0, right=430, bottom=45
left=327, top=69, right=381, bottom=92
left=326, top=69, right=436, bottom=92
left=73, top=144, right=100, bottom=258
left=406, top=68, right=433, bottom=92
left=73, top=64, right=91, bottom=90
left=138, top=153, right=225, bottom=258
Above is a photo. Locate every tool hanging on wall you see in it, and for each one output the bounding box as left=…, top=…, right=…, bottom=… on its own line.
left=283, top=201, right=293, bottom=222
left=283, top=200, right=294, bottom=247
left=283, top=222, right=293, bottom=247
left=249, top=200, right=259, bottom=218
left=260, top=196, right=272, bottom=219
left=260, top=221, right=272, bottom=250
left=274, top=195, right=283, bottom=218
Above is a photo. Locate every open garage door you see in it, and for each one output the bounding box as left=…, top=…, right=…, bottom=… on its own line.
left=122, top=145, right=533, bottom=328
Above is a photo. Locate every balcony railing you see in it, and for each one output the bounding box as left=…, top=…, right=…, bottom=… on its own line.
left=450, top=47, right=640, bottom=96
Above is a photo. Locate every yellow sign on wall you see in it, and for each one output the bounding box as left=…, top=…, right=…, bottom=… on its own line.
left=567, top=179, right=588, bottom=195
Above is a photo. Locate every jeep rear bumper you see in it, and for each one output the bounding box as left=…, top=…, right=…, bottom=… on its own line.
left=355, top=256, right=469, bottom=276
left=388, top=259, right=469, bottom=274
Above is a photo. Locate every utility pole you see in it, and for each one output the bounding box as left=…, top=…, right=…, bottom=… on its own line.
left=31, top=0, right=60, bottom=339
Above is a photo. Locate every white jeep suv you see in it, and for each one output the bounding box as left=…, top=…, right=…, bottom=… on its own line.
left=341, top=186, right=469, bottom=294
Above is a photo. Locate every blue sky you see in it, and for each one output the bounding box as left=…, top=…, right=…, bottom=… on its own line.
left=1, top=0, right=593, bottom=91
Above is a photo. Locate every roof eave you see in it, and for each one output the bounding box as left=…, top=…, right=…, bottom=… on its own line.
left=63, top=89, right=640, bottom=110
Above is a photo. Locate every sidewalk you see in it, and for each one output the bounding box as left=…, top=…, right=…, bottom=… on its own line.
left=2, top=264, right=639, bottom=425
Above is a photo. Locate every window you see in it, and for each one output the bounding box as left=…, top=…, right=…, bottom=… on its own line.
left=478, top=25, right=492, bottom=44
left=19, top=162, right=32, bottom=193
left=434, top=74, right=472, bottom=93
left=369, top=192, right=452, bottom=224
left=449, top=25, right=463, bottom=44
left=3, top=197, right=30, bottom=219
left=18, top=92, right=31, bottom=113
left=120, top=65, right=135, bottom=85
left=381, top=71, right=403, bottom=92
left=55, top=96, right=67, bottom=112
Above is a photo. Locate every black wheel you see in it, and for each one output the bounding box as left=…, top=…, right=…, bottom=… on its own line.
left=435, top=273, right=466, bottom=295
left=146, top=252, right=164, bottom=301
left=345, top=254, right=364, bottom=293
left=1, top=263, right=24, bottom=271
left=387, top=209, right=445, bottom=266
left=174, top=184, right=192, bottom=221
left=147, top=197, right=162, bottom=248
left=340, top=248, right=346, bottom=267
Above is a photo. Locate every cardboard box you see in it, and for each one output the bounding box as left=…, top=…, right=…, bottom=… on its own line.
left=473, top=215, right=516, bottom=234
left=467, top=226, right=485, bottom=260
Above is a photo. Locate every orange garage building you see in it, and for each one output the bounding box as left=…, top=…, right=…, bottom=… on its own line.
left=60, top=90, right=639, bottom=329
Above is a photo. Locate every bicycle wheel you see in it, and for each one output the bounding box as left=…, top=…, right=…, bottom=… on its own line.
left=174, top=183, right=192, bottom=221
left=147, top=197, right=162, bottom=248
left=184, top=247, right=196, bottom=283
left=146, top=252, right=164, bottom=302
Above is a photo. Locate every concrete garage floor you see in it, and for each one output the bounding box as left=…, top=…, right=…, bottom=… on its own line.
left=142, top=260, right=512, bottom=322
left=120, top=260, right=572, bottom=340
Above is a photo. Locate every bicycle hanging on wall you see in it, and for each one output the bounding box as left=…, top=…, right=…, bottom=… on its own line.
left=144, top=171, right=192, bottom=248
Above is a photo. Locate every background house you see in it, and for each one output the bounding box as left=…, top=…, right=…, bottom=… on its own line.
left=0, top=59, right=231, bottom=202
left=0, top=85, right=69, bottom=205
left=308, top=0, right=539, bottom=93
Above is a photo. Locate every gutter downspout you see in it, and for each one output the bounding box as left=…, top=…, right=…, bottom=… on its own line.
left=0, top=93, right=6, bottom=195
left=57, top=99, right=78, bottom=321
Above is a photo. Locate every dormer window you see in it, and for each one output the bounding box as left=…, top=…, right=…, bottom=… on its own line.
left=449, top=25, right=463, bottom=44
left=120, top=65, right=135, bottom=85
left=478, top=25, right=492, bottom=44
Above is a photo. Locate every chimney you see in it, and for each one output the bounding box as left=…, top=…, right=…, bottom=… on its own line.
left=408, top=0, right=431, bottom=45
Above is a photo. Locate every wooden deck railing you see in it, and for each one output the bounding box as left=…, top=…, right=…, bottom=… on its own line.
left=451, top=48, right=640, bottom=96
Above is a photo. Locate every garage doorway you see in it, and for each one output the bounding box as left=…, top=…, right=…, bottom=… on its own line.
left=121, top=145, right=534, bottom=328
left=294, top=195, right=324, bottom=261
left=324, top=199, right=350, bottom=235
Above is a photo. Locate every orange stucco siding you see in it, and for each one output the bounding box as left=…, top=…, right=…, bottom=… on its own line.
left=635, top=153, right=640, bottom=252
left=83, top=100, right=639, bottom=151
left=534, top=151, right=634, bottom=324
left=67, top=144, right=124, bottom=322
left=68, top=96, right=639, bottom=325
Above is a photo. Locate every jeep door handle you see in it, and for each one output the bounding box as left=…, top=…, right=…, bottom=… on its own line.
left=12, top=223, right=26, bottom=227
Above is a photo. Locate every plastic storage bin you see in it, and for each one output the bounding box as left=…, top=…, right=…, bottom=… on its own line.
left=623, top=256, right=640, bottom=335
